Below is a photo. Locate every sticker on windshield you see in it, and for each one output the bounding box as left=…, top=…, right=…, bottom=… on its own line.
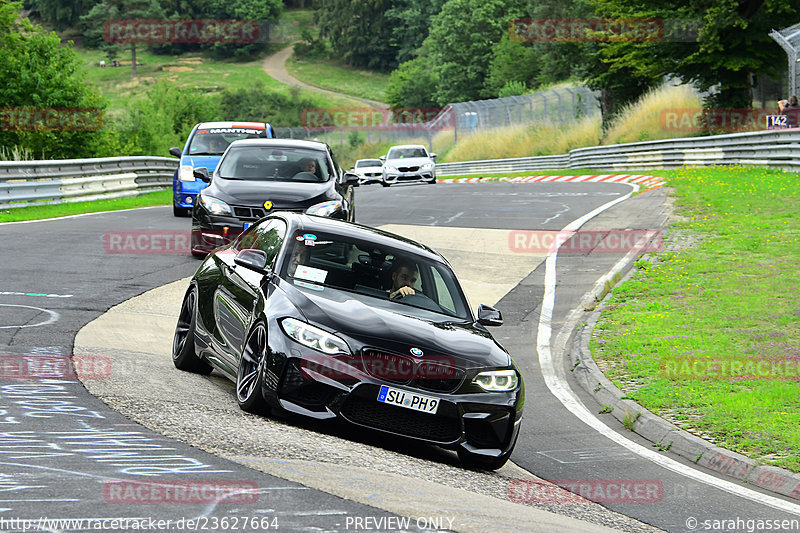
left=304, top=240, right=315, bottom=246
left=303, top=234, right=317, bottom=241
left=293, top=280, right=324, bottom=291
left=296, top=236, right=304, bottom=241
left=295, top=265, right=327, bottom=284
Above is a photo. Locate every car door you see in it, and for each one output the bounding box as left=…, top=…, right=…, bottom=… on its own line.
left=212, top=219, right=287, bottom=371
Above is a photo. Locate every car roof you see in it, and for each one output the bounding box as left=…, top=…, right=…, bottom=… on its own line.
left=271, top=212, right=444, bottom=263
left=388, top=144, right=426, bottom=150
left=195, top=121, right=268, bottom=129
left=226, top=139, right=330, bottom=150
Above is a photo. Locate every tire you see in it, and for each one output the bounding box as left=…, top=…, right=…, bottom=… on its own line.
left=381, top=181, right=390, bottom=188
left=172, top=286, right=213, bottom=374
left=236, top=322, right=270, bottom=414
left=173, top=204, right=190, bottom=217
left=428, top=177, right=437, bottom=184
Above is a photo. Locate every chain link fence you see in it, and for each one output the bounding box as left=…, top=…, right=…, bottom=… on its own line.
left=275, top=86, right=600, bottom=153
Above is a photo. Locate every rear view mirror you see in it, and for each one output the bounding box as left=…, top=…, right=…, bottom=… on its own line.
left=169, top=147, right=182, bottom=157
left=343, top=171, right=360, bottom=186
left=379, top=156, right=386, bottom=162
left=430, top=152, right=438, bottom=159
left=476, top=304, right=503, bottom=326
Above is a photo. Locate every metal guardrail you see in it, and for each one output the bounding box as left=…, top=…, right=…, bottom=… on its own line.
left=436, top=128, right=800, bottom=176
left=3, top=128, right=799, bottom=207
left=0, top=156, right=177, bottom=209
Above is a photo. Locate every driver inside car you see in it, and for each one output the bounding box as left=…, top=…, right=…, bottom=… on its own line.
left=389, top=259, right=419, bottom=299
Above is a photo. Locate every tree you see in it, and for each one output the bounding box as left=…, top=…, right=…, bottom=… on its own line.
left=589, top=0, right=797, bottom=110
left=0, top=0, right=107, bottom=158
left=316, top=0, right=397, bottom=71
left=425, top=0, right=526, bottom=104
left=483, top=34, right=540, bottom=98
left=385, top=56, right=439, bottom=108
left=81, top=0, right=164, bottom=78
left=25, top=0, right=99, bottom=30
left=385, top=0, right=447, bottom=65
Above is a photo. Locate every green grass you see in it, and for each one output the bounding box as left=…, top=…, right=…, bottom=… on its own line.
left=0, top=189, right=171, bottom=223
left=286, top=57, right=389, bottom=103
left=76, top=47, right=362, bottom=116
left=591, top=166, right=800, bottom=472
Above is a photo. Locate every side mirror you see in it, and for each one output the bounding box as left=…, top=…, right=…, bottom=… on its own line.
left=379, top=156, right=386, bottom=162
left=430, top=152, right=438, bottom=159
left=476, top=304, right=503, bottom=326
left=169, top=147, right=182, bottom=157
left=343, top=171, right=360, bottom=186
left=234, top=249, right=270, bottom=274
left=349, top=166, right=355, bottom=170
left=193, top=167, right=211, bottom=182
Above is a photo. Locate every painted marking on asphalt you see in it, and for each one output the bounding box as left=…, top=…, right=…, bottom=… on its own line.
left=536, top=185, right=800, bottom=515
left=0, top=292, right=73, bottom=299
left=0, top=305, right=59, bottom=329
left=537, top=448, right=638, bottom=464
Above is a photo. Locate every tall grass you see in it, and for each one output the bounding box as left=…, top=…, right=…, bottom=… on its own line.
left=442, top=84, right=705, bottom=162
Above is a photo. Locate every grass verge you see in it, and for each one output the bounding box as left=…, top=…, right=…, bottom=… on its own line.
left=285, top=56, right=390, bottom=103
left=590, top=166, right=800, bottom=472
left=0, top=189, right=171, bottom=223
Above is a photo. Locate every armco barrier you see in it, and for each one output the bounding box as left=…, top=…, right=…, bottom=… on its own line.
left=436, top=128, right=800, bottom=176
left=0, top=156, right=177, bottom=209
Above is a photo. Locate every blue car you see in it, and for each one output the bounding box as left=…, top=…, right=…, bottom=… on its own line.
left=169, top=122, right=276, bottom=216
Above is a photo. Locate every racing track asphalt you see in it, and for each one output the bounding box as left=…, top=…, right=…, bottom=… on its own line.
left=4, top=181, right=800, bottom=532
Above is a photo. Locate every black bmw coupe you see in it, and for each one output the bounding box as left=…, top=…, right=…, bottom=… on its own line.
left=172, top=213, right=524, bottom=469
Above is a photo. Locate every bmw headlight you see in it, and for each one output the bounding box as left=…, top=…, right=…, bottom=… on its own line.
left=199, top=193, right=231, bottom=216
left=306, top=200, right=342, bottom=217
left=421, top=163, right=434, bottom=170
left=281, top=318, right=349, bottom=355
left=473, top=370, right=518, bottom=391
left=385, top=166, right=397, bottom=173
left=179, top=165, right=195, bottom=181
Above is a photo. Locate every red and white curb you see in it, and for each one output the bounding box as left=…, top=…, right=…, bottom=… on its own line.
left=440, top=174, right=666, bottom=189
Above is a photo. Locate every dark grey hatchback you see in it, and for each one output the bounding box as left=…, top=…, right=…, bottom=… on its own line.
left=191, top=139, right=358, bottom=256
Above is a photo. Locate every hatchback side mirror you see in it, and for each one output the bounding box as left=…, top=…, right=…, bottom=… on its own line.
left=476, top=304, right=503, bottom=326
left=234, top=249, right=270, bottom=274
left=169, top=147, right=182, bottom=157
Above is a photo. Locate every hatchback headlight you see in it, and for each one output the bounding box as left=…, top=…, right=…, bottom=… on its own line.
left=179, top=165, right=195, bottom=181
left=473, top=370, right=518, bottom=391
left=199, top=193, right=231, bottom=216
left=281, top=318, right=349, bottom=355
left=306, top=200, right=342, bottom=217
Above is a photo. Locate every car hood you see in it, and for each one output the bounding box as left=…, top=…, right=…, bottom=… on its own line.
left=280, top=281, right=510, bottom=369
left=208, top=179, right=336, bottom=207
left=385, top=157, right=433, bottom=167
left=183, top=155, right=222, bottom=172
left=354, top=166, right=382, bottom=173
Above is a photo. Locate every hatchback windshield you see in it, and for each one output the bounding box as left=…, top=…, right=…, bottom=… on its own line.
left=189, top=127, right=266, bottom=155
left=387, top=147, right=428, bottom=159
left=217, top=146, right=332, bottom=182
left=280, top=232, right=470, bottom=320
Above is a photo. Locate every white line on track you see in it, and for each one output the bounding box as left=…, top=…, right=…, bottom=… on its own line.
left=536, top=185, right=800, bottom=515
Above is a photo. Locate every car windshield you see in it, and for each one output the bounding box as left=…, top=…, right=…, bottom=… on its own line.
left=356, top=159, right=382, bottom=168
left=188, top=127, right=266, bottom=155
left=217, top=146, right=332, bottom=182
left=387, top=147, right=427, bottom=159
left=280, top=232, right=471, bottom=320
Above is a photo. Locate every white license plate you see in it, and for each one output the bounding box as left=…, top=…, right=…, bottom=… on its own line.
left=377, top=385, right=439, bottom=414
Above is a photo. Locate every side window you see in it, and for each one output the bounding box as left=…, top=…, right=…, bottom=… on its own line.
left=255, top=220, right=287, bottom=267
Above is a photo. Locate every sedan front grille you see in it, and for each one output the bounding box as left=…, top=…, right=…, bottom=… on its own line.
left=397, top=166, right=420, bottom=173
left=360, top=349, right=465, bottom=393
left=232, top=206, right=267, bottom=220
